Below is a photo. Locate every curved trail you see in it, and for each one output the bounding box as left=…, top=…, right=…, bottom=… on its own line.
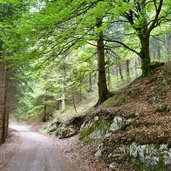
left=4, top=124, right=78, bottom=171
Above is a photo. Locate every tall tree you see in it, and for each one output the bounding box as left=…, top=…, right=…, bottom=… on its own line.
left=96, top=18, right=110, bottom=105
left=109, top=0, right=169, bottom=76
left=17, top=0, right=112, bottom=105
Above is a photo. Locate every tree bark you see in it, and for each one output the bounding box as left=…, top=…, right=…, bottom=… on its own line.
left=139, top=35, right=151, bottom=77
left=107, top=55, right=111, bottom=88
left=2, top=61, right=9, bottom=143
left=126, top=59, right=130, bottom=82
left=157, top=42, right=161, bottom=60
left=134, top=60, right=138, bottom=78
left=43, top=95, right=48, bottom=122
left=72, top=87, right=77, bottom=113
left=61, top=92, right=66, bottom=111
left=96, top=18, right=109, bottom=105
left=118, top=63, right=123, bottom=80
left=88, top=73, right=93, bottom=92
left=79, top=74, right=82, bottom=102
left=165, top=34, right=171, bottom=59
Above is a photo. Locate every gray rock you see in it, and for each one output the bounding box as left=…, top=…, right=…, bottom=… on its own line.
left=95, top=149, right=102, bottom=158
left=109, top=162, right=117, bottom=169
left=129, top=143, right=171, bottom=166
left=89, top=130, right=104, bottom=139
left=144, top=156, right=158, bottom=166
left=104, top=132, right=112, bottom=138
left=109, top=116, right=125, bottom=131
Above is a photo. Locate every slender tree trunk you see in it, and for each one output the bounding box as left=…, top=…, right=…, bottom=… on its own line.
left=116, top=68, right=119, bottom=85
left=96, top=18, right=109, bottom=105
left=118, top=63, right=123, bottom=80
left=72, top=87, right=77, bottom=113
left=61, top=63, right=66, bottom=111
left=2, top=62, right=9, bottom=143
left=93, top=73, right=97, bottom=87
left=43, top=95, right=48, bottom=122
left=79, top=75, right=82, bottom=102
left=88, top=73, right=93, bottom=92
left=134, top=60, right=138, bottom=78
left=126, top=60, right=130, bottom=82
left=107, top=55, right=111, bottom=88
left=165, top=34, right=169, bottom=56
left=157, top=42, right=161, bottom=60
left=165, top=34, right=171, bottom=59
left=61, top=92, right=66, bottom=111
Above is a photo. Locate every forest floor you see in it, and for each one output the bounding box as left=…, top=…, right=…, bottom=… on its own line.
left=53, top=135, right=111, bottom=171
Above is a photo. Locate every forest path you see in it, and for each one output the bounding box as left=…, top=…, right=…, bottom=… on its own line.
left=4, top=124, right=78, bottom=171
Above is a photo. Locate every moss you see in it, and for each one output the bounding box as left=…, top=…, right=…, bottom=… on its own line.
left=79, top=118, right=110, bottom=140
left=102, top=97, right=113, bottom=107
left=154, top=104, right=168, bottom=113
left=155, top=77, right=164, bottom=85
left=115, top=94, right=127, bottom=105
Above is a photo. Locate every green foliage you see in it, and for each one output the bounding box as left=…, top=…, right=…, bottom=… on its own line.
left=0, top=0, right=170, bottom=120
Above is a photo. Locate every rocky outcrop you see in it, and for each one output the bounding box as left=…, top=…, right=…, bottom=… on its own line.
left=45, top=114, right=86, bottom=139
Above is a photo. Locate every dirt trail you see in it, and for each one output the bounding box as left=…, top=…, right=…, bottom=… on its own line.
left=4, top=124, right=78, bottom=171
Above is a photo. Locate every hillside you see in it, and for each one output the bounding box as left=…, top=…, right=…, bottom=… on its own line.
left=46, top=62, right=171, bottom=171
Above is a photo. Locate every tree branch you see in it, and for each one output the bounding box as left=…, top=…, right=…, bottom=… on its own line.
left=148, top=0, right=163, bottom=33
left=104, top=39, right=140, bottom=56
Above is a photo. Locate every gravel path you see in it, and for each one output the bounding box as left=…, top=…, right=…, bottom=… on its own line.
left=4, top=124, right=78, bottom=171
left=0, top=129, right=19, bottom=171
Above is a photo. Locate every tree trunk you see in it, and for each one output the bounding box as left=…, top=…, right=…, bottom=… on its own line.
left=116, top=68, right=119, bottom=85
left=107, top=55, right=111, bottom=88
left=61, top=65, right=66, bottom=111
left=157, top=42, right=161, bottom=60
left=118, top=63, right=123, bottom=80
left=134, top=60, right=138, bottom=78
left=43, top=95, right=48, bottom=122
left=88, top=73, right=93, bottom=92
left=96, top=18, right=109, bottom=105
left=165, top=34, right=171, bottom=59
left=61, top=92, right=66, bottom=111
left=2, top=62, right=9, bottom=143
left=139, top=35, right=151, bottom=77
left=79, top=75, right=82, bottom=102
left=72, top=87, right=77, bottom=113
left=126, top=60, right=130, bottom=82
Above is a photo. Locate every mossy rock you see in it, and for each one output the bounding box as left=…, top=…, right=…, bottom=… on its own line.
left=80, top=118, right=110, bottom=140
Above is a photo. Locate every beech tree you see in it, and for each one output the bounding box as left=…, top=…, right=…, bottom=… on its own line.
left=17, top=0, right=112, bottom=105
left=108, top=0, right=170, bottom=76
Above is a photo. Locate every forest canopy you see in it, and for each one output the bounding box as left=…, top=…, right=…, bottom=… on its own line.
left=0, top=0, right=171, bottom=119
